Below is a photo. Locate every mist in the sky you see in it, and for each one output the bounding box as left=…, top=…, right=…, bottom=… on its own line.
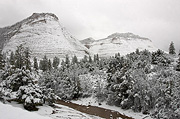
left=0, top=0, right=180, bottom=52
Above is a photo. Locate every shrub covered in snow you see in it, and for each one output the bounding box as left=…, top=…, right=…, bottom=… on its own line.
left=176, top=56, right=180, bottom=71
left=151, top=49, right=171, bottom=66
left=17, top=84, right=44, bottom=111
left=0, top=67, right=44, bottom=110
left=0, top=45, right=59, bottom=111
left=102, top=50, right=180, bottom=119
left=39, top=69, right=81, bottom=100
left=1, top=68, right=33, bottom=91
left=78, top=72, right=108, bottom=100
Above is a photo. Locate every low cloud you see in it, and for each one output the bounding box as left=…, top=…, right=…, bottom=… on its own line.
left=0, top=0, right=180, bottom=51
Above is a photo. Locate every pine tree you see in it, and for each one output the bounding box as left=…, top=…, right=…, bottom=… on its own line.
left=176, top=57, right=180, bottom=71
left=61, top=60, right=65, bottom=66
left=115, top=53, right=120, bottom=58
left=39, top=60, right=43, bottom=71
left=33, top=57, right=38, bottom=70
left=94, top=54, right=97, bottom=62
left=9, top=51, right=15, bottom=65
left=94, top=54, right=99, bottom=63
left=48, top=59, right=52, bottom=71
left=65, top=55, right=70, bottom=68
left=169, top=42, right=176, bottom=55
left=14, top=44, right=25, bottom=69
left=39, top=55, right=48, bottom=72
left=96, top=54, right=99, bottom=62
left=136, top=49, right=140, bottom=55
left=24, top=47, right=31, bottom=70
left=83, top=55, right=88, bottom=63
left=115, top=53, right=118, bottom=58
left=89, top=55, right=92, bottom=63
left=53, top=56, right=60, bottom=69
left=72, top=55, right=78, bottom=64
left=61, top=60, right=65, bottom=71
left=0, top=50, right=5, bottom=69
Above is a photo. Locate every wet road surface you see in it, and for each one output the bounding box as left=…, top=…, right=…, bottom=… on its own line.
left=55, top=100, right=134, bottom=119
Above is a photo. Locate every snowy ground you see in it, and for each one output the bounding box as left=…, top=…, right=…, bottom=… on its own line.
left=0, top=94, right=152, bottom=119
left=0, top=101, right=103, bottom=119
left=71, top=97, right=152, bottom=119
left=0, top=102, right=51, bottom=119
left=37, top=104, right=103, bottom=119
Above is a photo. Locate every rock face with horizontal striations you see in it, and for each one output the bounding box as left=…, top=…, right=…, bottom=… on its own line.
left=81, top=32, right=157, bottom=57
left=1, top=13, right=90, bottom=59
left=0, top=13, right=158, bottom=59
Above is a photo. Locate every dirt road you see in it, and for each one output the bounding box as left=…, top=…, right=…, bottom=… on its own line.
left=55, top=100, right=134, bottom=119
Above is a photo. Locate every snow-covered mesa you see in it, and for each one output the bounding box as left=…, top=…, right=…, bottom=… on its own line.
left=2, top=13, right=90, bottom=59
left=81, top=33, right=157, bottom=57
left=1, top=13, right=158, bottom=59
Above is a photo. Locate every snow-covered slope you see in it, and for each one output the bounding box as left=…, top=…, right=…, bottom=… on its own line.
left=1, top=13, right=157, bottom=58
left=0, top=102, right=51, bottom=119
left=0, top=102, right=102, bottom=119
left=2, top=13, right=90, bottom=59
left=81, top=33, right=157, bottom=57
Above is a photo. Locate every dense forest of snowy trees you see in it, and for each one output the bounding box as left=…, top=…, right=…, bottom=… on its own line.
left=0, top=43, right=180, bottom=119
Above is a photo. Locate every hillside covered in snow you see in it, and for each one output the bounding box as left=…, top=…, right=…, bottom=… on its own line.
left=81, top=33, right=157, bottom=57
left=0, top=13, right=158, bottom=59
left=0, top=13, right=90, bottom=59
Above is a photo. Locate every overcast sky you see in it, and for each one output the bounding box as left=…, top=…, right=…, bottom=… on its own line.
left=0, top=0, right=180, bottom=52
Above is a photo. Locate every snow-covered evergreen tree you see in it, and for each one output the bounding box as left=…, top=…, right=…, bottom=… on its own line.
left=169, top=41, right=176, bottom=55
left=33, top=57, right=38, bottom=70
left=65, top=55, right=70, bottom=68
left=14, top=44, right=25, bottom=69
left=152, top=49, right=171, bottom=66
left=135, top=48, right=140, bottom=55
left=39, top=69, right=81, bottom=100
left=9, top=51, right=15, bottom=65
left=93, top=54, right=99, bottom=63
left=1, top=66, right=59, bottom=110
left=39, top=55, right=48, bottom=72
left=176, top=57, right=180, bottom=71
left=17, top=83, right=44, bottom=111
left=52, top=56, right=60, bottom=69
left=48, top=59, right=52, bottom=71
left=0, top=45, right=59, bottom=111
left=82, top=55, right=88, bottom=63
left=88, top=55, right=92, bottom=63
left=72, top=55, right=78, bottom=64
left=24, top=47, right=31, bottom=70
left=0, top=50, right=5, bottom=70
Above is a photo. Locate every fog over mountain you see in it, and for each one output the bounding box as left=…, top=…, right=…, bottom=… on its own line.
left=0, top=0, right=180, bottom=52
